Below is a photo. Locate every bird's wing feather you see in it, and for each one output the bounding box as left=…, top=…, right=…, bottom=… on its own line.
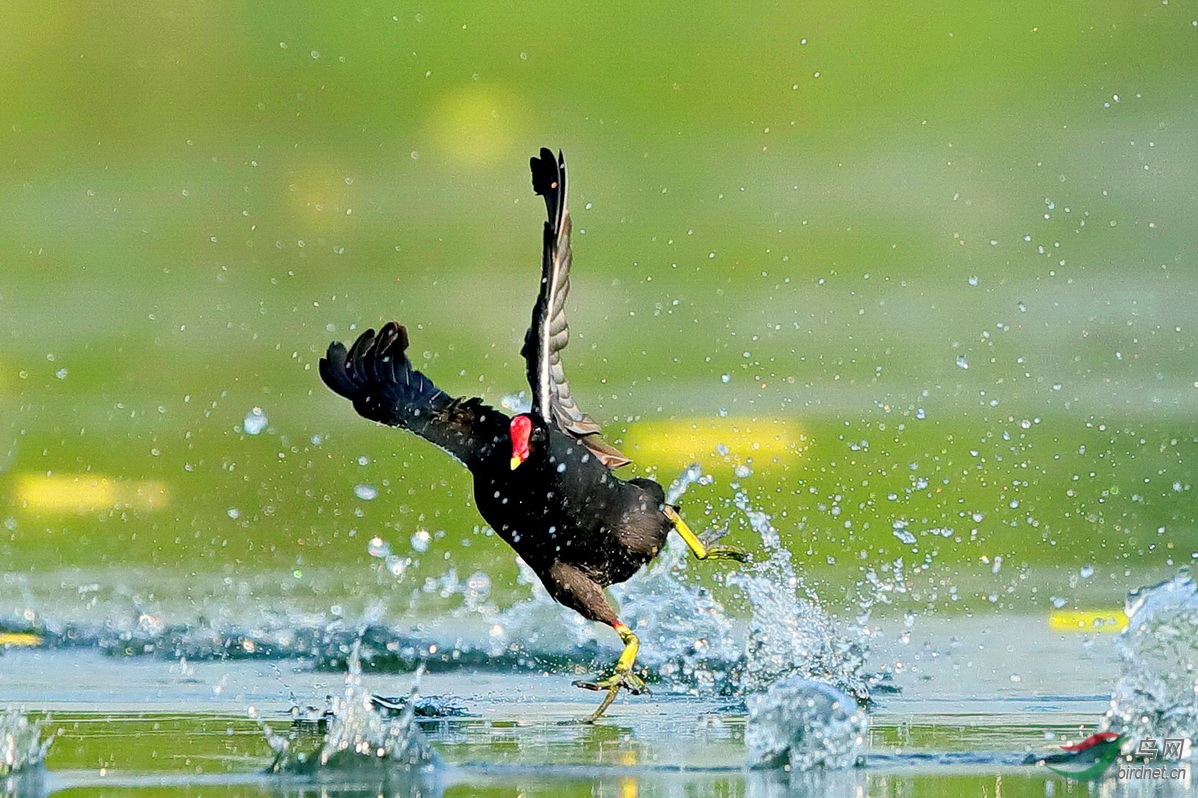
left=522, top=148, right=631, bottom=469
left=321, top=322, right=509, bottom=469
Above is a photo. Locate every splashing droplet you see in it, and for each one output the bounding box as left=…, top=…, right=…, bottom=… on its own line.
left=410, top=529, right=431, bottom=553
left=892, top=522, right=916, bottom=546
left=243, top=407, right=268, bottom=435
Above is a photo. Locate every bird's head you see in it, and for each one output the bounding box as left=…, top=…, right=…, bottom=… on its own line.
left=509, top=413, right=548, bottom=470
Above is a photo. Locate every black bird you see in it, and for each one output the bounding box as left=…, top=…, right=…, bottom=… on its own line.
left=320, top=148, right=747, bottom=721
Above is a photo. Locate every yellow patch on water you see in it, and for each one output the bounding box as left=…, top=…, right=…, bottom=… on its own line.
left=15, top=474, right=169, bottom=514
left=0, top=632, right=42, bottom=647
left=623, top=417, right=803, bottom=464
left=1048, top=609, right=1128, bottom=633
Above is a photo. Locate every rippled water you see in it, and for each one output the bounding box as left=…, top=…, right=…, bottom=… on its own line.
left=3, top=483, right=1196, bottom=796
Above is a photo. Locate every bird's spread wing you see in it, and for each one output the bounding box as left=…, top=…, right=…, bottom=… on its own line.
left=320, top=322, right=509, bottom=469
left=522, top=148, right=631, bottom=469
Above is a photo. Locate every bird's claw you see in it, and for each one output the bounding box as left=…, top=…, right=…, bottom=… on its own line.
left=573, top=671, right=649, bottom=696
left=572, top=669, right=649, bottom=723
left=702, top=544, right=752, bottom=563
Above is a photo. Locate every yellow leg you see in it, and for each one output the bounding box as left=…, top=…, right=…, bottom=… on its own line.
left=664, top=505, right=750, bottom=562
left=573, top=621, right=647, bottom=723
left=612, top=621, right=640, bottom=673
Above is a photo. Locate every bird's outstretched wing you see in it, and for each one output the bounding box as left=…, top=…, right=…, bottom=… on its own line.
left=522, top=148, right=631, bottom=469
left=320, top=322, right=509, bottom=469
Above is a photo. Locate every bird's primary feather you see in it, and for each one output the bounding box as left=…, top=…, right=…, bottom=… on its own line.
left=319, top=321, right=509, bottom=469
left=523, top=148, right=631, bottom=469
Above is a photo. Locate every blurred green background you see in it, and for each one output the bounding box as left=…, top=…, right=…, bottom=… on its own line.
left=1, top=0, right=1195, bottom=623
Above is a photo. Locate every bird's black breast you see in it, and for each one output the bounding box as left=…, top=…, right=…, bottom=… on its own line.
left=469, top=430, right=669, bottom=587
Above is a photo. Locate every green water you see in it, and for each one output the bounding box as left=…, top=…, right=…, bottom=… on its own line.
left=0, top=627, right=1122, bottom=796
left=1, top=2, right=1197, bottom=793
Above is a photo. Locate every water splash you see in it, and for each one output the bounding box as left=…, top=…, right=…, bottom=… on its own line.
left=726, top=488, right=869, bottom=701
left=485, top=464, right=868, bottom=700
left=1104, top=569, right=1198, bottom=749
left=268, top=642, right=440, bottom=786
left=0, top=709, right=51, bottom=776
left=745, top=678, right=868, bottom=770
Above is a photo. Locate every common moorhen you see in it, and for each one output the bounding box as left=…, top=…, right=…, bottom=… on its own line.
left=320, top=148, right=747, bottom=721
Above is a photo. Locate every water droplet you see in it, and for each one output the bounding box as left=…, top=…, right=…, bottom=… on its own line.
left=1079, top=564, right=1094, bottom=579
left=410, top=529, right=431, bottom=553
left=892, top=522, right=917, bottom=546
left=353, top=484, right=378, bottom=501
left=955, top=354, right=970, bottom=370
left=243, top=407, right=268, bottom=435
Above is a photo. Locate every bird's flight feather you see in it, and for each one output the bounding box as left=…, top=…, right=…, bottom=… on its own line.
left=320, top=322, right=509, bottom=470
left=523, top=148, right=631, bottom=469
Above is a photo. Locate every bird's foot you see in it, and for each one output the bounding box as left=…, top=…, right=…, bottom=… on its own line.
left=573, top=669, right=648, bottom=696
left=666, top=506, right=752, bottom=564
left=701, top=544, right=752, bottom=563
left=571, top=670, right=648, bottom=724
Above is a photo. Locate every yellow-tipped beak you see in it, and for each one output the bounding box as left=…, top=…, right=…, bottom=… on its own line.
left=510, top=455, right=523, bottom=470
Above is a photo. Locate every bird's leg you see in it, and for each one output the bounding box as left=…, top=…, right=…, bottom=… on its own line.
left=665, top=505, right=750, bottom=562
left=573, top=620, right=648, bottom=722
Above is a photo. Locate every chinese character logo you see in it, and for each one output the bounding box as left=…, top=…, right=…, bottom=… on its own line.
left=1161, top=738, right=1188, bottom=760
left=1044, top=732, right=1193, bottom=782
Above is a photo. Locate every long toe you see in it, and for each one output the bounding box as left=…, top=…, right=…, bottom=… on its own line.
left=575, top=671, right=648, bottom=695
left=622, top=673, right=649, bottom=696
left=706, top=544, right=752, bottom=563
